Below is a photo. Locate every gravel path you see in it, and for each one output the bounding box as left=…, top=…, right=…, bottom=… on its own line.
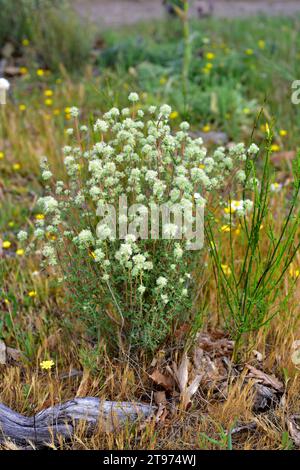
left=73, top=0, right=300, bottom=27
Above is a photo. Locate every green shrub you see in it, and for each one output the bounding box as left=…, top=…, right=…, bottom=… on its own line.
left=19, top=96, right=257, bottom=353
left=0, top=0, right=93, bottom=73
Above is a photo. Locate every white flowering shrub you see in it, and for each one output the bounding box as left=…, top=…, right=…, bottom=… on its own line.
left=23, top=94, right=257, bottom=352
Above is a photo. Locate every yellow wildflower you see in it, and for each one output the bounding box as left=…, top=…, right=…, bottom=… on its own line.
left=16, top=248, right=24, bottom=256
left=19, top=67, right=28, bottom=75
left=12, top=163, right=21, bottom=171
left=28, top=290, right=37, bottom=297
left=8, top=221, right=14, bottom=227
left=289, top=267, right=300, bottom=279
left=44, top=99, right=53, bottom=106
left=279, top=129, right=287, bottom=137
left=22, top=38, right=30, bottom=47
left=206, top=52, right=215, bottom=60
left=35, top=214, right=45, bottom=220
left=36, top=69, right=45, bottom=77
left=44, top=89, right=53, bottom=97
left=271, top=144, right=280, bottom=152
left=2, top=241, right=11, bottom=249
left=205, top=62, right=213, bottom=70
left=159, top=77, right=167, bottom=85
left=40, top=359, right=55, bottom=370
left=258, top=40, right=265, bottom=49
left=221, top=264, right=231, bottom=276
left=245, top=48, right=254, bottom=55
left=170, top=111, right=179, bottom=119
left=221, top=225, right=230, bottom=232
left=19, top=104, right=26, bottom=111
left=0, top=151, right=4, bottom=159
left=202, top=124, right=211, bottom=133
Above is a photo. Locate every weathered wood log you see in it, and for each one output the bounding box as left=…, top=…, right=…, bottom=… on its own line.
left=0, top=398, right=154, bottom=447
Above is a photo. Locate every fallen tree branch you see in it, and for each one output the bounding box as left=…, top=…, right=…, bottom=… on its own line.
left=0, top=398, right=155, bottom=447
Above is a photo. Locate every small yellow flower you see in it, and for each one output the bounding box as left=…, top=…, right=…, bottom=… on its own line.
left=44, top=98, right=53, bottom=106
left=202, top=124, right=211, bottom=133
left=22, top=38, right=30, bottom=47
left=221, top=264, right=231, bottom=276
left=4, top=298, right=10, bottom=305
left=258, top=40, right=265, bottom=49
left=19, top=104, right=26, bottom=111
left=206, top=52, right=215, bottom=60
left=289, top=267, right=300, bottom=279
left=8, top=221, right=15, bottom=227
left=2, top=241, right=11, bottom=249
left=16, top=248, right=24, bottom=256
left=53, top=108, right=60, bottom=115
left=40, top=359, right=55, bottom=370
left=245, top=48, right=254, bottom=55
left=64, top=107, right=71, bottom=114
left=170, top=111, right=179, bottom=119
left=199, top=164, right=205, bottom=169
left=243, top=107, right=250, bottom=115
left=202, top=67, right=210, bottom=75
left=235, top=226, right=241, bottom=236
left=37, top=68, right=45, bottom=77
left=279, top=129, right=287, bottom=137
left=0, top=151, right=4, bottom=159
left=159, top=76, right=167, bottom=85
left=44, top=89, right=53, bottom=97
left=205, top=62, right=213, bottom=70
left=19, top=67, right=28, bottom=75
left=12, top=163, right=21, bottom=171
left=271, top=144, right=280, bottom=152
left=221, top=225, right=230, bottom=232
left=28, top=290, right=37, bottom=297
left=35, top=214, right=45, bottom=220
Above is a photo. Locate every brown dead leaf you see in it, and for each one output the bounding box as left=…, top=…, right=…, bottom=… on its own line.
left=246, top=364, right=283, bottom=391
left=172, top=353, right=202, bottom=409
left=149, top=369, right=175, bottom=391
left=154, top=391, right=167, bottom=406
left=6, top=347, right=23, bottom=362
left=0, top=339, right=6, bottom=364
left=76, top=369, right=91, bottom=397
left=173, top=352, right=189, bottom=392
left=193, top=331, right=234, bottom=387
left=287, top=414, right=300, bottom=447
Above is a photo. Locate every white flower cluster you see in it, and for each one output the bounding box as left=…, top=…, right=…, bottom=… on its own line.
left=26, top=93, right=259, bottom=348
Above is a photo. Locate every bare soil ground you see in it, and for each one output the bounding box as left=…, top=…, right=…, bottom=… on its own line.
left=73, top=0, right=300, bottom=27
